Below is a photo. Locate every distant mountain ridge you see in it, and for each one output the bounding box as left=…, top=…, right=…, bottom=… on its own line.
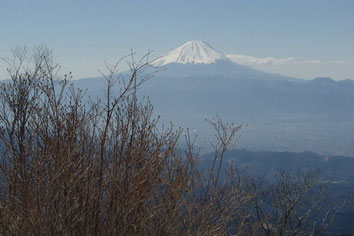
left=200, top=149, right=354, bottom=182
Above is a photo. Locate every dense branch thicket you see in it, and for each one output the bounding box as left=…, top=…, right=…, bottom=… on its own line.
left=0, top=47, right=342, bottom=235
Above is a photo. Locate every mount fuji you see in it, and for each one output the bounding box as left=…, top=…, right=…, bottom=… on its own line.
left=74, top=40, right=354, bottom=156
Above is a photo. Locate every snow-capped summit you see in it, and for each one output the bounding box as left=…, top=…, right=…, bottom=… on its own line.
left=149, top=40, right=299, bottom=81
left=152, top=40, right=230, bottom=66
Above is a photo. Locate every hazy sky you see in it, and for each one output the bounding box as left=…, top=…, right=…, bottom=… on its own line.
left=0, top=0, right=353, bottom=80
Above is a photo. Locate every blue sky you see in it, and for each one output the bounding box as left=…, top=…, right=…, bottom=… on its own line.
left=0, top=0, right=353, bottom=80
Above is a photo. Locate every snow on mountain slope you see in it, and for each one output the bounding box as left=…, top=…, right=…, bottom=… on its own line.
left=152, top=40, right=230, bottom=66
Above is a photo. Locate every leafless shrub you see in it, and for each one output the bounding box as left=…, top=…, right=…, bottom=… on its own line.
left=251, top=169, right=345, bottom=236
left=0, top=47, right=256, bottom=235
left=0, top=47, right=341, bottom=235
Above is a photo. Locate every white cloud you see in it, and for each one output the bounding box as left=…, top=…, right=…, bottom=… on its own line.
left=226, top=54, right=294, bottom=66
left=226, top=54, right=343, bottom=66
left=298, top=59, right=343, bottom=65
